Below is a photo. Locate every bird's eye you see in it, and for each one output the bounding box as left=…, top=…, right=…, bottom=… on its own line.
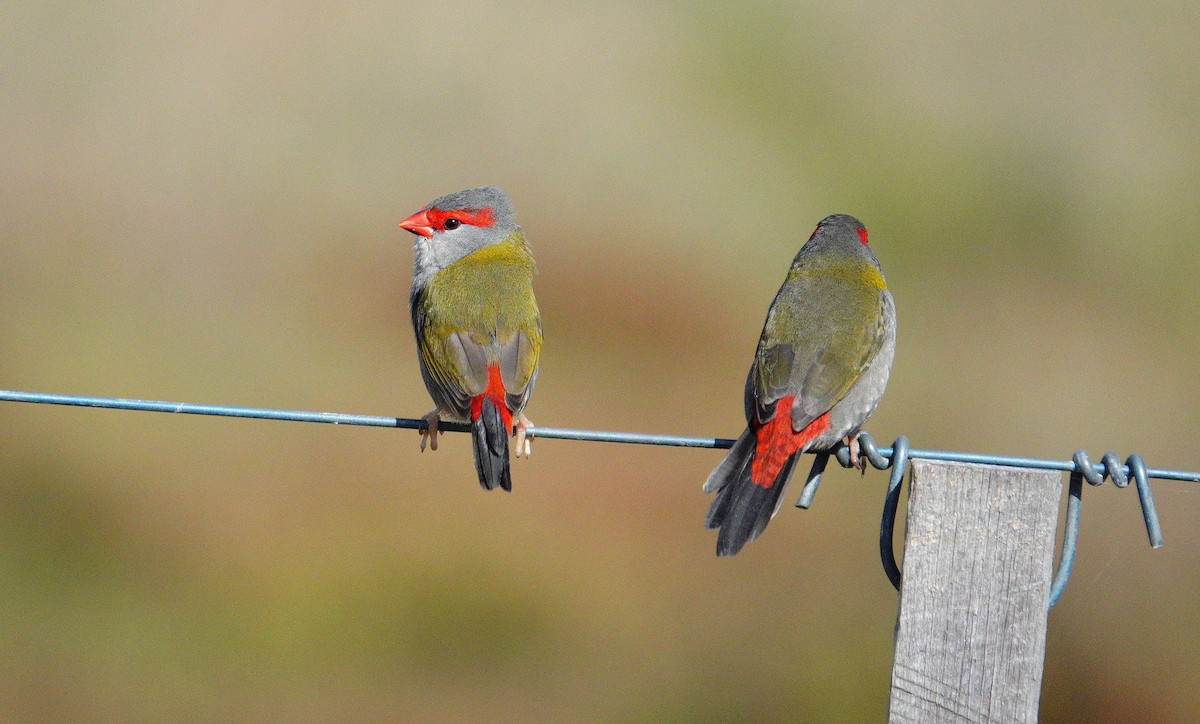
left=443, top=218, right=461, bottom=231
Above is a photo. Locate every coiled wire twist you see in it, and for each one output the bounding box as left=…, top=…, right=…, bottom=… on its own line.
left=1047, top=450, right=1163, bottom=606
left=797, top=434, right=1165, bottom=608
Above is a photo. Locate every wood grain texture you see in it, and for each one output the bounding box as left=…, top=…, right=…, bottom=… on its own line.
left=889, top=461, right=1062, bottom=724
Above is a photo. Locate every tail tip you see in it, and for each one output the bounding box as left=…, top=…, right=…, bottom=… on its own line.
left=473, top=397, right=513, bottom=492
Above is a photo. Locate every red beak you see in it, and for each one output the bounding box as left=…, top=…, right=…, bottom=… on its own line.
left=398, top=209, right=434, bottom=237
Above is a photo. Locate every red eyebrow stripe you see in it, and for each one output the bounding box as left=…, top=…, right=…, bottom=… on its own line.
left=857, top=227, right=868, bottom=245
left=426, top=207, right=495, bottom=229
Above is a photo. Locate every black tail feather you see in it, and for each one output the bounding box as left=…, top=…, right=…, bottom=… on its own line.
left=472, top=398, right=512, bottom=492
left=704, top=429, right=799, bottom=556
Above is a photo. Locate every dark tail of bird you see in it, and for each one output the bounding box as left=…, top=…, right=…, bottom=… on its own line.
left=472, top=397, right=512, bottom=492
left=704, top=429, right=800, bottom=556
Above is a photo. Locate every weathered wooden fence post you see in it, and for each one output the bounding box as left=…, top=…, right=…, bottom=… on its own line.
left=888, top=460, right=1062, bottom=723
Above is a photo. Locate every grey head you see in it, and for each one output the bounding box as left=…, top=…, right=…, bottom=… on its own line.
left=799, top=213, right=880, bottom=266
left=399, top=185, right=519, bottom=286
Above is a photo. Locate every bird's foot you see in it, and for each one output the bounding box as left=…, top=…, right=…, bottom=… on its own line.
left=514, top=413, right=533, bottom=458
left=845, top=434, right=866, bottom=474
left=420, top=410, right=441, bottom=452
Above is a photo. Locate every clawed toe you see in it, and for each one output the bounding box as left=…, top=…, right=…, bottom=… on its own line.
left=420, top=411, right=441, bottom=452
left=846, top=435, right=866, bottom=474
left=514, top=413, right=533, bottom=458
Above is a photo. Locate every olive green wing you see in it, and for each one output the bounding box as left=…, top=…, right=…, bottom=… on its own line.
left=411, top=286, right=485, bottom=419
left=497, top=305, right=542, bottom=415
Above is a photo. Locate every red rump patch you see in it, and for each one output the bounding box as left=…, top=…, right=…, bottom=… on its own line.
left=750, top=398, right=830, bottom=488
left=470, top=363, right=512, bottom=433
left=426, top=206, right=495, bottom=231
left=857, top=227, right=869, bottom=245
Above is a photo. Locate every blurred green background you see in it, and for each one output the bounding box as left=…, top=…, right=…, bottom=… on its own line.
left=2, top=2, right=1198, bottom=721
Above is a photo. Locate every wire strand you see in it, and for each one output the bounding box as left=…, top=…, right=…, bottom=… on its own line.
left=4, top=387, right=1195, bottom=607
left=1, top=389, right=1197, bottom=482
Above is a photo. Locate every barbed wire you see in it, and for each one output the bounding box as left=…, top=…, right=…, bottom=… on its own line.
left=2, top=388, right=1197, bottom=607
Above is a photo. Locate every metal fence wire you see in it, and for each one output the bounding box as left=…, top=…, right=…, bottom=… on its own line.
left=2, top=389, right=1197, bottom=608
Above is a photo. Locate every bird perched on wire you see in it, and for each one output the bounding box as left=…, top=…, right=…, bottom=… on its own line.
left=704, top=214, right=896, bottom=555
left=398, top=186, right=542, bottom=492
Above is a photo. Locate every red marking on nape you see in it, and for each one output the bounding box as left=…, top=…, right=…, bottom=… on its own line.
left=469, top=363, right=513, bottom=432
left=750, top=399, right=830, bottom=488
left=426, top=206, right=496, bottom=232
left=857, top=227, right=869, bottom=245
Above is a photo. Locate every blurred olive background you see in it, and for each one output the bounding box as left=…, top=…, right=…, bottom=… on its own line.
left=2, top=2, right=1198, bottom=721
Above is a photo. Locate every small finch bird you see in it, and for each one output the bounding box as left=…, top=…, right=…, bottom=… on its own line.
left=399, top=186, right=542, bottom=492
left=704, top=214, right=896, bottom=555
